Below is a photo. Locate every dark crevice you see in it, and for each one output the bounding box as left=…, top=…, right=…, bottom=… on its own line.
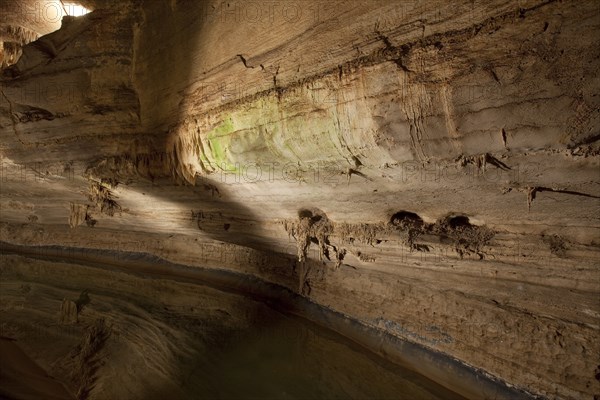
left=390, top=211, right=424, bottom=229
left=236, top=54, right=254, bottom=69
left=298, top=209, right=313, bottom=219
left=447, top=215, right=471, bottom=229
left=528, top=186, right=600, bottom=209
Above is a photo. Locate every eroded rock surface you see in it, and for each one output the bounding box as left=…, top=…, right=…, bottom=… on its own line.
left=1, top=0, right=599, bottom=399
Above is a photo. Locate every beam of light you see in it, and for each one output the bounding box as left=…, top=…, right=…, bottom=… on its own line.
left=61, top=2, right=91, bottom=17
left=27, top=1, right=93, bottom=33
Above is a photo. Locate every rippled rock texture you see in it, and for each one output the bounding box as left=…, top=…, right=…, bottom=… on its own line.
left=1, top=0, right=599, bottom=399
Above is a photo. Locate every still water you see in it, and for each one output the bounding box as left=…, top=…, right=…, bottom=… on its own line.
left=0, top=249, right=466, bottom=400
left=178, top=309, right=464, bottom=400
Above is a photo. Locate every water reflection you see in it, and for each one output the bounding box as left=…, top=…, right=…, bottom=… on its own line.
left=180, top=310, right=464, bottom=400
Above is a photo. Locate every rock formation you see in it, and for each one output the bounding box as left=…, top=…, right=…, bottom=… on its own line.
left=0, top=0, right=598, bottom=399
left=59, top=298, right=78, bottom=325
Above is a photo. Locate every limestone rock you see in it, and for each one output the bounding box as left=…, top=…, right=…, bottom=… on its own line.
left=59, top=299, right=78, bottom=325
left=0, top=0, right=599, bottom=399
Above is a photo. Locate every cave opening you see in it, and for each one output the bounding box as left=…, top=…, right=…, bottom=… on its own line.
left=0, top=0, right=93, bottom=69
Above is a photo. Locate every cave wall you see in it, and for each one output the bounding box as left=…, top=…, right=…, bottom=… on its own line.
left=1, top=0, right=599, bottom=398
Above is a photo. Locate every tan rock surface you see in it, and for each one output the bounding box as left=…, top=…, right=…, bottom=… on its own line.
left=0, top=0, right=599, bottom=399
